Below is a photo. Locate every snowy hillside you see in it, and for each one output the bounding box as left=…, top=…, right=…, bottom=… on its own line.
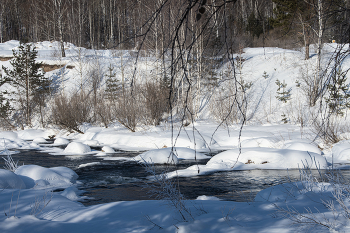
left=0, top=41, right=350, bottom=232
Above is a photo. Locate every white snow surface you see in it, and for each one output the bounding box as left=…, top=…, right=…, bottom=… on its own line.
left=53, top=137, right=70, bottom=145
left=329, top=140, right=350, bottom=163
left=0, top=41, right=350, bottom=232
left=165, top=147, right=328, bottom=179
left=101, top=146, right=115, bottom=153
left=15, top=165, right=77, bottom=189
left=0, top=169, right=26, bottom=189
left=33, top=137, right=47, bottom=143
left=134, top=148, right=179, bottom=164
left=64, top=142, right=92, bottom=154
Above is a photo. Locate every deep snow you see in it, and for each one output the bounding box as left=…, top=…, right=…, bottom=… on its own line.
left=0, top=41, right=350, bottom=232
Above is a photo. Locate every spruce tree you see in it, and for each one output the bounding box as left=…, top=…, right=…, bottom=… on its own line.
left=2, top=42, right=49, bottom=126
left=325, top=68, right=350, bottom=116
left=104, top=64, right=120, bottom=101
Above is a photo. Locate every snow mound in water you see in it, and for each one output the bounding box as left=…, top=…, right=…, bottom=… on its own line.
left=33, top=137, right=47, bottom=143
left=64, top=142, right=91, bottom=154
left=284, top=142, right=321, bottom=154
left=83, top=140, right=99, bottom=146
left=207, top=147, right=327, bottom=169
left=0, top=169, right=26, bottom=189
left=331, top=140, right=350, bottom=162
left=135, top=148, right=179, bottom=164
left=0, top=131, right=18, bottom=140
left=49, top=167, right=79, bottom=181
left=166, top=147, right=328, bottom=179
left=54, top=137, right=69, bottom=145
left=101, top=146, right=115, bottom=153
left=15, top=165, right=78, bottom=188
left=241, top=138, right=276, bottom=148
left=17, top=129, right=47, bottom=140
left=60, top=186, right=85, bottom=201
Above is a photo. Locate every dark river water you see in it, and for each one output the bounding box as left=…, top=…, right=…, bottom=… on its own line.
left=1, top=146, right=346, bottom=206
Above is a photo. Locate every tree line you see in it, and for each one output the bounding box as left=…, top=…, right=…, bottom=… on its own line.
left=0, top=0, right=348, bottom=56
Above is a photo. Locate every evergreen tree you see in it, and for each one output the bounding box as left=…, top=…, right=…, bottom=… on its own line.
left=246, top=12, right=264, bottom=38
left=0, top=74, right=12, bottom=121
left=275, top=79, right=291, bottom=103
left=271, top=0, right=313, bottom=59
left=325, top=68, right=350, bottom=116
left=2, top=42, right=49, bottom=126
left=104, top=64, right=120, bottom=101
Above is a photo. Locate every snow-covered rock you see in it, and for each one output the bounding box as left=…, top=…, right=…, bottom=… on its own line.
left=207, top=147, right=327, bottom=169
left=60, top=186, right=84, bottom=201
left=0, top=131, right=18, bottom=140
left=331, top=140, right=350, bottom=162
left=53, top=137, right=70, bottom=145
left=17, top=129, right=48, bottom=140
left=83, top=140, right=99, bottom=147
left=284, top=142, right=321, bottom=155
left=33, top=137, right=47, bottom=143
left=134, top=148, right=179, bottom=164
left=101, top=146, right=115, bottom=153
left=15, top=165, right=77, bottom=188
left=64, top=142, right=91, bottom=154
left=0, top=169, right=26, bottom=189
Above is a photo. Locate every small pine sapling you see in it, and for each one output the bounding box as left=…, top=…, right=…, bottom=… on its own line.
left=239, top=80, right=253, bottom=92
left=275, top=79, right=291, bottom=103
left=275, top=79, right=291, bottom=123
left=262, top=71, right=269, bottom=79
left=281, top=113, right=288, bottom=124
left=325, top=68, right=350, bottom=116
left=104, top=64, right=121, bottom=101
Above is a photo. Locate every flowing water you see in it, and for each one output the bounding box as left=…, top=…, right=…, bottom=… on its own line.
left=1, top=146, right=348, bottom=206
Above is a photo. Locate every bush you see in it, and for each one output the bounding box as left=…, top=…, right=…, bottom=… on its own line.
left=52, top=92, right=93, bottom=134
left=142, top=82, right=170, bottom=126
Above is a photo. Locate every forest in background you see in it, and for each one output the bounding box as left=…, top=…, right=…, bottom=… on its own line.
left=0, top=0, right=349, bottom=54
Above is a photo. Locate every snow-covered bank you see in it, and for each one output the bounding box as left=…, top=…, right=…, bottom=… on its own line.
left=1, top=40, right=350, bottom=233
left=0, top=176, right=349, bottom=233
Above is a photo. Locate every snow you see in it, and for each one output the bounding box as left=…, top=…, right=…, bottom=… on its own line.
left=134, top=148, right=179, bottom=164
left=164, top=147, right=328, bottom=179
left=81, top=127, right=217, bottom=151
left=15, top=165, right=77, bottom=189
left=0, top=41, right=350, bottom=232
left=33, top=137, right=47, bottom=143
left=64, top=142, right=91, bottom=154
left=82, top=140, right=99, bottom=147
left=0, top=180, right=347, bottom=232
left=0, top=131, right=18, bottom=140
left=17, top=129, right=49, bottom=140
left=0, top=169, right=26, bottom=189
left=328, top=140, right=350, bottom=163
left=78, top=162, right=101, bottom=168
left=101, top=146, right=115, bottom=153
left=53, top=137, right=70, bottom=145
left=60, top=186, right=88, bottom=201
left=283, top=141, right=322, bottom=154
